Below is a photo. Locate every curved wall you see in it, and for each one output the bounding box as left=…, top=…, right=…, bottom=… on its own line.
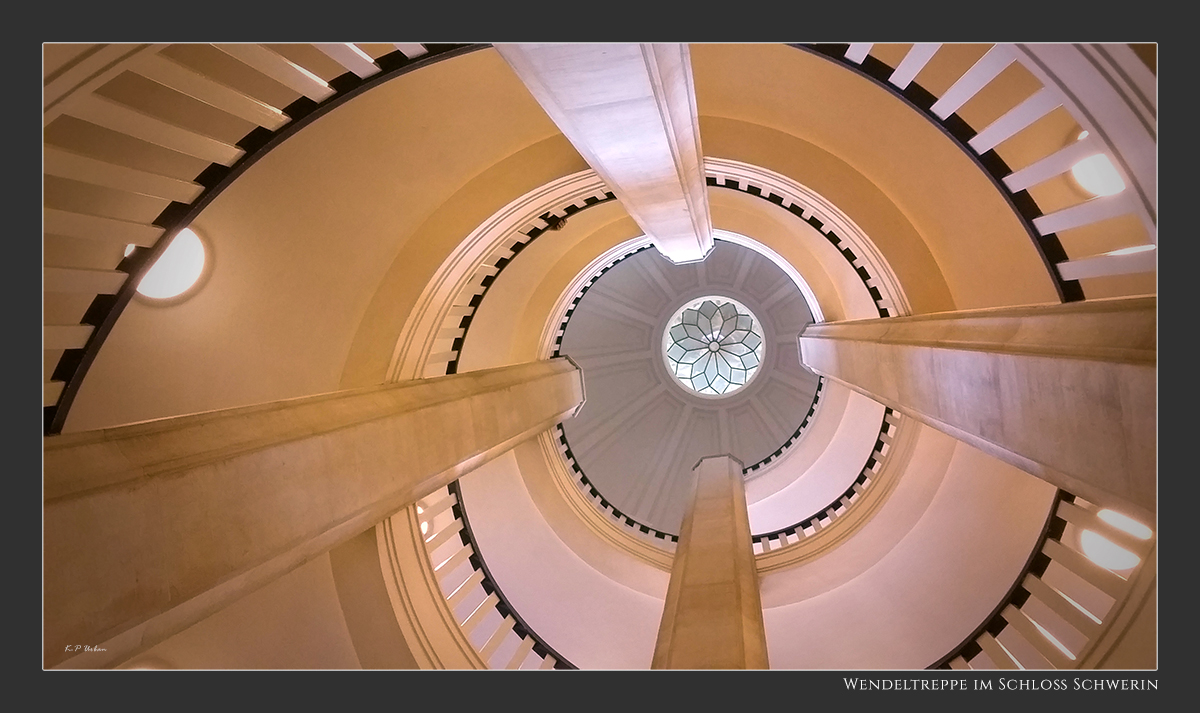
left=763, top=432, right=1057, bottom=669
left=693, top=44, right=1060, bottom=311
left=64, top=49, right=583, bottom=431
left=44, top=44, right=1098, bottom=669
left=458, top=451, right=668, bottom=669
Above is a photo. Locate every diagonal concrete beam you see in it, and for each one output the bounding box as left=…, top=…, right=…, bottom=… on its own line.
left=799, top=296, right=1156, bottom=519
left=495, top=43, right=713, bottom=264
left=44, top=358, right=584, bottom=668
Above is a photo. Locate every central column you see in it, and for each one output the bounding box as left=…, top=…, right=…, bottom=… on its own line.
left=652, top=455, right=769, bottom=669
left=495, top=43, right=714, bottom=264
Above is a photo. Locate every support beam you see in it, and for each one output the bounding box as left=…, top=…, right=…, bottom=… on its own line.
left=799, top=297, right=1155, bottom=519
left=495, top=43, right=713, bottom=264
left=652, top=455, right=768, bottom=669
left=44, top=358, right=584, bottom=668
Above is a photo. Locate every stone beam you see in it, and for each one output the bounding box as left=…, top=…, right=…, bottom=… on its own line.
left=495, top=43, right=713, bottom=264
left=652, top=455, right=768, bottom=669
left=44, top=358, right=584, bottom=668
left=799, top=296, right=1155, bottom=519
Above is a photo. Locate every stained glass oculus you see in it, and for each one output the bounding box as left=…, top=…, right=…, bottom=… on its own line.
left=663, top=297, right=764, bottom=396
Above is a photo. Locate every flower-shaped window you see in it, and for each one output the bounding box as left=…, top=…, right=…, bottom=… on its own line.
left=663, top=297, right=764, bottom=396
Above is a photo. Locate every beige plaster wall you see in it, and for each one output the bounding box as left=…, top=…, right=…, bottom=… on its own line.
left=762, top=435, right=1056, bottom=668
left=458, top=450, right=669, bottom=669
left=700, top=117, right=952, bottom=317
left=47, top=43, right=1099, bottom=670
left=117, top=554, right=361, bottom=670
left=692, top=44, right=1060, bottom=311
left=459, top=201, right=639, bottom=371
left=64, top=48, right=582, bottom=431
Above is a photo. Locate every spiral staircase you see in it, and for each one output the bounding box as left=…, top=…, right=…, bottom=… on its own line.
left=42, top=42, right=1156, bottom=670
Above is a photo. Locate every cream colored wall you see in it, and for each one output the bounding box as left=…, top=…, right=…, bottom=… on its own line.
left=458, top=450, right=669, bottom=669
left=45, top=43, right=1133, bottom=670
left=64, top=48, right=581, bottom=431
left=329, top=528, right=422, bottom=669
left=339, top=133, right=588, bottom=387
left=117, top=554, right=361, bottom=670
left=762, top=433, right=1057, bottom=668
left=43, top=44, right=102, bottom=82
left=692, top=44, right=1061, bottom=311
left=700, top=117, right=952, bottom=317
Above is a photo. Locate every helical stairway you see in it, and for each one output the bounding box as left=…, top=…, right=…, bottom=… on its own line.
left=42, top=42, right=1156, bottom=670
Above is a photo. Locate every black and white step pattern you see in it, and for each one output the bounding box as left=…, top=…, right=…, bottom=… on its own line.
left=441, top=190, right=619, bottom=375
left=549, top=243, right=653, bottom=359
left=705, top=175, right=895, bottom=318
left=753, top=407, right=900, bottom=554
left=554, top=424, right=680, bottom=544
left=444, top=480, right=577, bottom=669
left=44, top=43, right=483, bottom=435
left=796, top=43, right=1085, bottom=304
left=742, top=378, right=824, bottom=474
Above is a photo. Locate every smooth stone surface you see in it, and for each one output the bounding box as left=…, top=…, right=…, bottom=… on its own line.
left=800, top=296, right=1155, bottom=518
left=652, top=455, right=768, bottom=669
left=44, top=358, right=583, bottom=668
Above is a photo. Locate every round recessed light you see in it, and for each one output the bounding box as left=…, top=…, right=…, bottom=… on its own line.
left=1070, top=130, right=1126, bottom=197
left=1096, top=508, right=1152, bottom=540
left=1071, top=154, right=1126, bottom=197
left=1080, top=530, right=1140, bottom=571
left=136, top=228, right=207, bottom=300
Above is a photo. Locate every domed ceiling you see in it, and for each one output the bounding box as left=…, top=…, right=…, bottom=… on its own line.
left=558, top=239, right=819, bottom=534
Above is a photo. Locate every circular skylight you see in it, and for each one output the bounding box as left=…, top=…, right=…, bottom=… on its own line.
left=662, top=296, right=763, bottom=396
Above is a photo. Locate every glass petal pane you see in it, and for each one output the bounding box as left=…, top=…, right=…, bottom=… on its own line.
left=662, top=295, right=765, bottom=397
left=715, top=353, right=733, bottom=380
left=723, top=329, right=749, bottom=345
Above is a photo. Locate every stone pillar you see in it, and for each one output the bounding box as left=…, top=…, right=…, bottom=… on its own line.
left=495, top=43, right=714, bottom=264
left=652, top=455, right=768, bottom=669
left=799, top=296, right=1155, bottom=518
left=44, top=357, right=584, bottom=668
